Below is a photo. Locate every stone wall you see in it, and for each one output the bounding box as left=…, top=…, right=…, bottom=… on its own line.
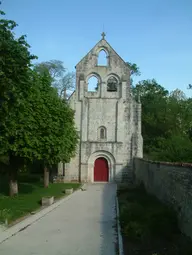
left=63, top=37, right=143, bottom=183
left=133, top=157, right=192, bottom=239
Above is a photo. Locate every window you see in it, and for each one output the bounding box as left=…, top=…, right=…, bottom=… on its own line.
left=100, top=128, right=105, bottom=139
left=107, top=76, right=118, bottom=92
left=87, top=76, right=99, bottom=92
left=98, top=126, right=106, bottom=140
left=97, top=50, right=107, bottom=66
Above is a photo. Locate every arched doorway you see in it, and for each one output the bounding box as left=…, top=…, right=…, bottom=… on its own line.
left=94, top=157, right=109, bottom=182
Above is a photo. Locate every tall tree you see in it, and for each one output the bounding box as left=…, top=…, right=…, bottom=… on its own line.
left=132, top=79, right=169, bottom=155
left=126, top=62, right=141, bottom=86
left=34, top=60, right=75, bottom=99
left=56, top=72, right=75, bottom=98
left=0, top=10, right=38, bottom=196
left=0, top=11, right=78, bottom=195
left=126, top=62, right=141, bottom=76
left=30, top=72, right=78, bottom=187
left=133, top=79, right=192, bottom=162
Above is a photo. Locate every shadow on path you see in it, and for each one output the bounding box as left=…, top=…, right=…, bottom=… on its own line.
left=98, top=183, right=117, bottom=255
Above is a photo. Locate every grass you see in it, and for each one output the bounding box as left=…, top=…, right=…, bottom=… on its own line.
left=0, top=174, right=80, bottom=224
left=117, top=184, right=192, bottom=255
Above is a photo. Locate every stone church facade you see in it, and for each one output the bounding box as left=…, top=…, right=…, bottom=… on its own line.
left=58, top=33, right=143, bottom=183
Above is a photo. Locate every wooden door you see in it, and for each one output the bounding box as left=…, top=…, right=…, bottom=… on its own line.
left=94, top=157, right=109, bottom=182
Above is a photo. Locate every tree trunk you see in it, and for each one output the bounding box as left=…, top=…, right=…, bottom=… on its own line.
left=63, top=163, right=65, bottom=176
left=44, top=166, right=49, bottom=188
left=9, top=168, right=18, bottom=197
left=64, top=88, right=67, bottom=99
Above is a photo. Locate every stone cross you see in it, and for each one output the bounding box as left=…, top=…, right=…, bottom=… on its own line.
left=101, top=32, right=106, bottom=40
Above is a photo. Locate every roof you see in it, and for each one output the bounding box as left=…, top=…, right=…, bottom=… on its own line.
left=75, top=38, right=130, bottom=71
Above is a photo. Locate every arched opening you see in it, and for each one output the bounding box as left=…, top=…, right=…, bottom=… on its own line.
left=87, top=76, right=99, bottom=92
left=87, top=150, right=116, bottom=182
left=94, top=157, right=109, bottom=182
left=100, top=128, right=105, bottom=139
left=98, top=126, right=106, bottom=140
left=97, top=50, right=107, bottom=66
left=107, top=76, right=118, bottom=92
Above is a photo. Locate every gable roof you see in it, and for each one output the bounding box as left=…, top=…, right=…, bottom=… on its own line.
left=75, top=38, right=130, bottom=71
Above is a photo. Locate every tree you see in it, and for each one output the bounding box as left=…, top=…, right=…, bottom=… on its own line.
left=126, top=62, right=141, bottom=76
left=34, top=60, right=65, bottom=81
left=132, top=79, right=169, bottom=155
left=126, top=62, right=141, bottom=87
left=0, top=10, right=37, bottom=196
left=34, top=60, right=75, bottom=99
left=55, top=72, right=75, bottom=98
left=30, top=72, right=78, bottom=187
left=0, top=11, right=78, bottom=195
left=133, top=78, right=192, bottom=162
left=170, top=88, right=186, bottom=101
left=151, top=134, right=192, bottom=163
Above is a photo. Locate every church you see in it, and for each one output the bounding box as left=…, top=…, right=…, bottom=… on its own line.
left=58, top=33, right=143, bottom=183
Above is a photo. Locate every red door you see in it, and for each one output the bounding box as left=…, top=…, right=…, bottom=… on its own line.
left=94, top=157, right=109, bottom=182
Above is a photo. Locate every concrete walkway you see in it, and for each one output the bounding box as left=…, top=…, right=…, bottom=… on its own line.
left=0, top=183, right=117, bottom=255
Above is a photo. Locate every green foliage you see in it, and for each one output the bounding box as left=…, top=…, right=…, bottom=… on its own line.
left=118, top=186, right=192, bottom=254
left=126, top=62, right=141, bottom=76
left=34, top=60, right=65, bottom=80
left=126, top=62, right=141, bottom=87
left=27, top=71, right=79, bottom=166
left=132, top=79, right=192, bottom=162
left=0, top=10, right=38, bottom=167
left=0, top=11, right=78, bottom=194
left=0, top=209, right=12, bottom=224
left=0, top=177, right=80, bottom=223
left=118, top=186, right=178, bottom=242
left=34, top=60, right=75, bottom=98
left=151, top=134, right=192, bottom=162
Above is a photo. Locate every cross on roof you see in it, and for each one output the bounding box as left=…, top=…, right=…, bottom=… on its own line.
left=101, top=32, right=106, bottom=40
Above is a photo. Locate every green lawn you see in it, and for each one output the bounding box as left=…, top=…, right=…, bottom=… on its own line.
left=118, top=184, right=192, bottom=255
left=0, top=175, right=80, bottom=224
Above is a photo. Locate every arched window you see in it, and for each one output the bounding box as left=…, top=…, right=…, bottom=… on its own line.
left=87, top=76, right=99, bottom=92
left=97, top=50, right=107, bottom=66
left=98, top=126, right=106, bottom=140
left=107, top=76, right=118, bottom=92
left=100, top=128, right=105, bottom=139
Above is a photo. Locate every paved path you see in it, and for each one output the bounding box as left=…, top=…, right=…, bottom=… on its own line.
left=0, top=183, right=117, bottom=255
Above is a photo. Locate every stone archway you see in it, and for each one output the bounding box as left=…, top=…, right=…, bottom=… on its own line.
left=87, top=150, right=116, bottom=183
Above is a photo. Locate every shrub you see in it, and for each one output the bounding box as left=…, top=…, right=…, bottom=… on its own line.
left=147, top=205, right=179, bottom=240
left=118, top=185, right=179, bottom=242
left=123, top=221, right=149, bottom=241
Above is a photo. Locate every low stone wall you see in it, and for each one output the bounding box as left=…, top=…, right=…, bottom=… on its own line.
left=133, top=157, right=192, bottom=239
left=53, top=175, right=79, bottom=183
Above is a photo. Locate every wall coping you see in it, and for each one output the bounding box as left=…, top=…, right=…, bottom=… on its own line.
left=134, top=157, right=192, bottom=169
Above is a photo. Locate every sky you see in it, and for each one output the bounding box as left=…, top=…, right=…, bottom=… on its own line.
left=2, top=0, right=192, bottom=96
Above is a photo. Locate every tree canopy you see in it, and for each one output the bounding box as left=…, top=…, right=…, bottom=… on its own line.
left=132, top=79, right=192, bottom=162
left=34, top=60, right=75, bottom=99
left=1, top=6, right=191, bottom=199
left=0, top=10, right=78, bottom=195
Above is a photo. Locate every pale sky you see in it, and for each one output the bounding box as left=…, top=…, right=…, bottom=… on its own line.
left=2, top=0, right=192, bottom=96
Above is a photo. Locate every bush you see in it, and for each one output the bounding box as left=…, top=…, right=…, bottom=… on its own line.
left=147, top=205, right=179, bottom=240
left=118, top=185, right=179, bottom=242
left=120, top=202, right=146, bottom=225
left=123, top=221, right=148, bottom=241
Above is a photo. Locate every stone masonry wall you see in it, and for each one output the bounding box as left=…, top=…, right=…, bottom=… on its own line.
left=133, top=157, right=192, bottom=239
left=61, top=37, right=143, bottom=183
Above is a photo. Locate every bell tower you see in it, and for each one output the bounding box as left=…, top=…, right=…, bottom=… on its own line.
left=58, top=34, right=143, bottom=183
